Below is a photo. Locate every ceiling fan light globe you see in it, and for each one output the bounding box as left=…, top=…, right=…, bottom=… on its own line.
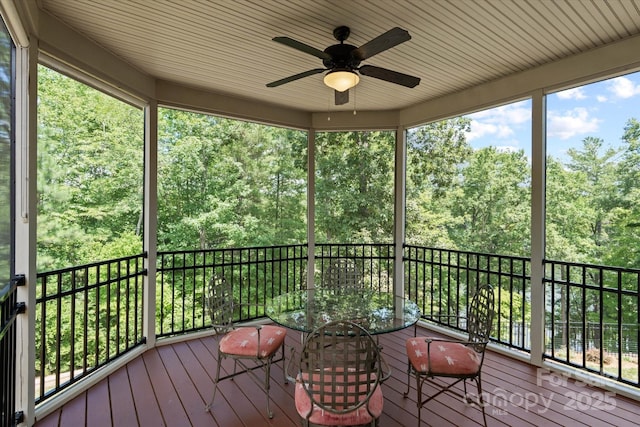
left=324, top=70, right=359, bottom=92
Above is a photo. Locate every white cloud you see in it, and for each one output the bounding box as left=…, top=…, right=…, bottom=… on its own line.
left=596, top=95, right=607, bottom=102
left=547, top=107, right=600, bottom=140
left=495, top=124, right=514, bottom=138
left=466, top=121, right=496, bottom=141
left=466, top=102, right=529, bottom=142
left=467, top=121, right=514, bottom=142
left=608, top=76, right=640, bottom=99
left=556, top=87, right=587, bottom=100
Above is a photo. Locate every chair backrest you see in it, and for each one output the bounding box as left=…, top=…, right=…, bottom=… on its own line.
left=322, top=258, right=363, bottom=292
left=467, top=284, right=495, bottom=348
left=205, top=275, right=234, bottom=334
left=298, top=320, right=381, bottom=416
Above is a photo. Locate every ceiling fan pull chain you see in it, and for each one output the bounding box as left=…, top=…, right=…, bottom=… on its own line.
left=353, top=86, right=357, bottom=115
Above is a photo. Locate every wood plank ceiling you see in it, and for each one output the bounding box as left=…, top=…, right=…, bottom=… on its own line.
left=38, top=0, right=640, bottom=113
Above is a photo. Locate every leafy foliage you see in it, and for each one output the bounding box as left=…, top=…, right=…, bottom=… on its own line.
left=315, top=131, right=395, bottom=243
left=37, top=65, right=144, bottom=270
left=157, top=108, right=307, bottom=250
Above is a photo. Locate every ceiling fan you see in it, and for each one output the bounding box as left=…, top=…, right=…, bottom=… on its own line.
left=266, top=26, right=421, bottom=105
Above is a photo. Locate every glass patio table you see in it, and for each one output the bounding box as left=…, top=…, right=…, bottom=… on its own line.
left=266, top=288, right=420, bottom=334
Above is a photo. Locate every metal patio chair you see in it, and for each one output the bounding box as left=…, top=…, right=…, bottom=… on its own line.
left=292, top=320, right=385, bottom=426
left=204, top=275, right=287, bottom=419
left=404, top=284, right=495, bottom=426
left=322, top=258, right=364, bottom=293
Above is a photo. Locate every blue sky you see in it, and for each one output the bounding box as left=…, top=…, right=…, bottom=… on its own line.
left=465, top=71, right=640, bottom=162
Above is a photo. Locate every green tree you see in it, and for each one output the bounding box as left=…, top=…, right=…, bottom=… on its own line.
left=407, top=117, right=472, bottom=195
left=405, top=118, right=472, bottom=248
left=37, top=65, right=144, bottom=270
left=314, top=131, right=395, bottom=243
left=36, top=66, right=145, bottom=381
left=545, top=156, right=595, bottom=261
left=607, top=119, right=640, bottom=267
left=449, top=147, right=530, bottom=256
left=564, top=137, right=619, bottom=262
left=546, top=137, right=623, bottom=349
left=157, top=108, right=307, bottom=250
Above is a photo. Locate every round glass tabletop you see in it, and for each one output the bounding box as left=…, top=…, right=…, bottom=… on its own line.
left=266, top=288, right=420, bottom=334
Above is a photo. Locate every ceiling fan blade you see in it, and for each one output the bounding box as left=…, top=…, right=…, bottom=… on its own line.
left=335, top=89, right=349, bottom=105
left=266, top=68, right=326, bottom=87
left=359, top=65, right=420, bottom=88
left=352, top=27, right=411, bottom=60
left=273, top=36, right=332, bottom=60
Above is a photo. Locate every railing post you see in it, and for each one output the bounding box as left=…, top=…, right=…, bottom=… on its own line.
left=530, top=89, right=546, bottom=366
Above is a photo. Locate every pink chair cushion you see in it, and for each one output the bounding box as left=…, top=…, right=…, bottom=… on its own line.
left=219, top=325, right=286, bottom=358
left=294, top=371, right=383, bottom=425
left=406, top=337, right=481, bottom=376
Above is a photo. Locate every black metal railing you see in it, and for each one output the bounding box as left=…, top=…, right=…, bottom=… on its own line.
left=156, top=244, right=307, bottom=337
left=315, top=243, right=395, bottom=292
left=29, top=244, right=640, bottom=407
left=404, top=245, right=531, bottom=352
left=544, top=259, right=640, bottom=387
left=1, top=275, right=25, bottom=427
left=34, top=254, right=146, bottom=403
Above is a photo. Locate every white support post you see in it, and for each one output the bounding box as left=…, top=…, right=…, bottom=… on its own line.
left=14, top=41, right=37, bottom=427
left=306, top=130, right=315, bottom=289
left=143, top=102, right=158, bottom=347
left=530, top=90, right=546, bottom=366
left=394, top=127, right=407, bottom=309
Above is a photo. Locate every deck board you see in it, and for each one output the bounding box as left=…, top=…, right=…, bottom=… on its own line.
left=126, top=354, right=163, bottom=426
left=157, top=345, right=214, bottom=427
left=57, top=391, right=85, bottom=427
left=184, top=338, right=245, bottom=426
left=142, top=349, right=192, bottom=426
left=35, top=324, right=640, bottom=427
left=107, top=366, right=137, bottom=427
left=85, top=378, right=111, bottom=427
left=34, top=409, right=59, bottom=427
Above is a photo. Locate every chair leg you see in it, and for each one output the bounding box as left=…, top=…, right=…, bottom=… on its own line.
left=206, top=342, right=286, bottom=419
left=282, top=342, right=289, bottom=385
left=415, top=372, right=423, bottom=426
left=264, top=341, right=289, bottom=418
left=206, top=353, right=224, bottom=411
left=476, top=374, right=488, bottom=427
left=403, top=359, right=411, bottom=397
left=403, top=364, right=424, bottom=426
left=404, top=358, right=488, bottom=427
left=264, top=357, right=274, bottom=419
left=462, top=375, right=488, bottom=426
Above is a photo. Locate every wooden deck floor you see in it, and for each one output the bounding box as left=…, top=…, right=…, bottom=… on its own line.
left=35, top=324, right=640, bottom=427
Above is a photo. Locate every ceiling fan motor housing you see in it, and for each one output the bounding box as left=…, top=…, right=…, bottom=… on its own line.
left=323, top=44, right=361, bottom=70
